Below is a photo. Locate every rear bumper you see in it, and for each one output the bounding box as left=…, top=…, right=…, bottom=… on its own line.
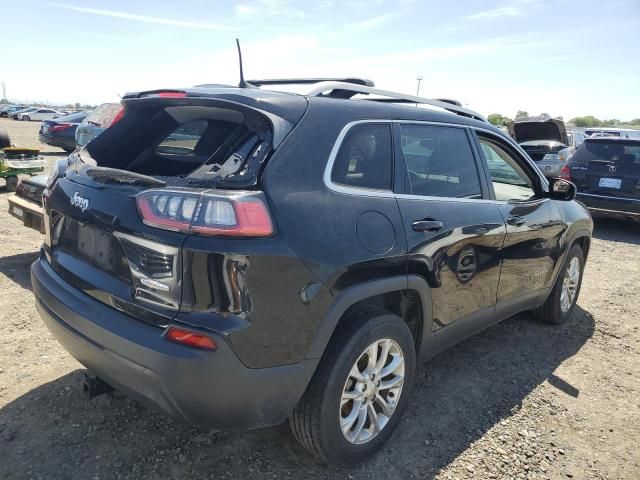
left=576, top=192, right=640, bottom=220
left=31, top=255, right=317, bottom=430
left=7, top=194, right=45, bottom=233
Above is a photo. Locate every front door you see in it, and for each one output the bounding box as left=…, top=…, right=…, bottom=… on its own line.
left=394, top=123, right=506, bottom=334
left=474, top=131, right=565, bottom=308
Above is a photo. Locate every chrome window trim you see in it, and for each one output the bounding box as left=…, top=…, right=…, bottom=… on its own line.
left=324, top=119, right=516, bottom=205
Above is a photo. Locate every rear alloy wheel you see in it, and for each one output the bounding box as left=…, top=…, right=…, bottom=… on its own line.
left=534, top=244, right=585, bottom=324
left=340, top=338, right=405, bottom=445
left=290, top=307, right=416, bottom=465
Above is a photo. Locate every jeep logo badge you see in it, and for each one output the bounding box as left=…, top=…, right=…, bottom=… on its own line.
left=70, top=192, right=89, bottom=212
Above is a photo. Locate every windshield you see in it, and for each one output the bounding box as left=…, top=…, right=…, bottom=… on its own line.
left=573, top=140, right=640, bottom=165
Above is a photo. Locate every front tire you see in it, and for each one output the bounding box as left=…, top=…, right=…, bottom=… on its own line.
left=22, top=115, right=30, bottom=121
left=290, top=307, right=416, bottom=465
left=534, top=244, right=585, bottom=324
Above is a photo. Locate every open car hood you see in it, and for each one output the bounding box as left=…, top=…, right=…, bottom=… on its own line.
left=508, top=119, right=568, bottom=145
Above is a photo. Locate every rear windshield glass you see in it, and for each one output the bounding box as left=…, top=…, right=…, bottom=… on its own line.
left=81, top=101, right=272, bottom=188
left=573, top=140, right=640, bottom=165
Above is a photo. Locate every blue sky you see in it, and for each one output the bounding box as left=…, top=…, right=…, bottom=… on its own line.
left=2, top=0, right=639, bottom=119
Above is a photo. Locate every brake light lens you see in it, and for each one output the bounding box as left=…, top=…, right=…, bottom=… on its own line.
left=136, top=190, right=274, bottom=237
left=165, top=327, right=217, bottom=350
left=51, top=123, right=74, bottom=133
left=560, top=165, right=572, bottom=181
left=140, top=91, right=187, bottom=99
left=110, top=107, right=125, bottom=126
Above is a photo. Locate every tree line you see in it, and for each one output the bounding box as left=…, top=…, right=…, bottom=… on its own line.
left=488, top=111, right=640, bottom=129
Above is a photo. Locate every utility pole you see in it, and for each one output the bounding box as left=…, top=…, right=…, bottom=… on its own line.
left=416, top=76, right=423, bottom=97
left=1, top=82, right=6, bottom=102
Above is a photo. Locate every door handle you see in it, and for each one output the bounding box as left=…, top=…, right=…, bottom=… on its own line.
left=412, top=220, right=444, bottom=232
left=507, top=215, right=526, bottom=227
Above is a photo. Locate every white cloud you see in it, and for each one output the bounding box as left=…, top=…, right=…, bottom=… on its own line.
left=234, top=0, right=307, bottom=18
left=346, top=11, right=403, bottom=33
left=465, top=0, right=537, bottom=21
left=44, top=2, right=234, bottom=30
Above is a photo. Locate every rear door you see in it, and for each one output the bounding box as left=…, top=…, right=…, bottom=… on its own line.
left=473, top=130, right=565, bottom=309
left=394, top=122, right=506, bottom=335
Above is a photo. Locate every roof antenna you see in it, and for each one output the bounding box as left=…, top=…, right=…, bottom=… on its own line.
left=236, top=38, right=247, bottom=88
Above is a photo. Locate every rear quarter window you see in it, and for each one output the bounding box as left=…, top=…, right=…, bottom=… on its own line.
left=331, top=123, right=393, bottom=191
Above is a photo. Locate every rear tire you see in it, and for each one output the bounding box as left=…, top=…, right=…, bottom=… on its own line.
left=0, top=127, right=10, bottom=149
left=534, top=244, right=585, bottom=325
left=290, top=307, right=416, bottom=465
left=5, top=176, right=18, bottom=192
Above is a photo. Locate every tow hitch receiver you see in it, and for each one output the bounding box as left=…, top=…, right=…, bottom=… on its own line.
left=83, top=373, right=114, bottom=399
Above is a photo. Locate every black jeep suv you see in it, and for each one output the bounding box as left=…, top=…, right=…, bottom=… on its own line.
left=31, top=80, right=592, bottom=465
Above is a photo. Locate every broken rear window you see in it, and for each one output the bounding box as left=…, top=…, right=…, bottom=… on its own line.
left=81, top=101, right=273, bottom=188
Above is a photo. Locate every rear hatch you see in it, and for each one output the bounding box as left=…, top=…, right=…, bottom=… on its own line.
left=508, top=119, right=569, bottom=161
left=569, top=138, right=640, bottom=200
left=43, top=90, right=306, bottom=327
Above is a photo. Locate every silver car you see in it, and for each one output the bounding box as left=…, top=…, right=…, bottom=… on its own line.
left=508, top=119, right=573, bottom=178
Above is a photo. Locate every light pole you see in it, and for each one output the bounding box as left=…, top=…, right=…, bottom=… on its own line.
left=416, top=76, right=423, bottom=97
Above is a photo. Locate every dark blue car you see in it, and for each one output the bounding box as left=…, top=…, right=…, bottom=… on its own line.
left=38, top=111, right=87, bottom=152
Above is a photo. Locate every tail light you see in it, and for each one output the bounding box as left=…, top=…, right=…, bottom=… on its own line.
left=110, top=107, right=125, bottom=126
left=136, top=190, right=274, bottom=238
left=140, top=91, right=187, bottom=99
left=50, top=123, right=74, bottom=133
left=560, top=165, right=572, bottom=181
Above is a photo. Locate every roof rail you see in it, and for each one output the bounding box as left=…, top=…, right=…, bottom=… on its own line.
left=306, top=81, right=486, bottom=122
left=247, top=78, right=374, bottom=87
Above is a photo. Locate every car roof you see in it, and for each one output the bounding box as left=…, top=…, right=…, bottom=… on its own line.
left=123, top=85, right=499, bottom=135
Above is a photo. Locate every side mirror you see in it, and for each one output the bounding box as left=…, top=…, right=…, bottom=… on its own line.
left=549, top=178, right=576, bottom=201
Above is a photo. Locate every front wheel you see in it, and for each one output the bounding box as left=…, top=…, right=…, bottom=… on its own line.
left=290, top=307, right=416, bottom=465
left=534, top=244, right=585, bottom=324
left=22, top=115, right=30, bottom=121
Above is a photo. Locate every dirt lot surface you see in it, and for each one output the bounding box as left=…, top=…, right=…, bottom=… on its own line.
left=1, top=120, right=639, bottom=479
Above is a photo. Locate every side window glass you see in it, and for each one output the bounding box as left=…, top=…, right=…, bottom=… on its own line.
left=400, top=124, right=481, bottom=198
left=332, top=123, right=393, bottom=190
left=155, top=120, right=208, bottom=155
left=478, top=137, right=536, bottom=201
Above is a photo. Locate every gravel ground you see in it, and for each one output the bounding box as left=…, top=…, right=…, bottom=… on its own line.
left=0, top=120, right=639, bottom=479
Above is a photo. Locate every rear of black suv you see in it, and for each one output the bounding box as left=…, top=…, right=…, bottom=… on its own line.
left=31, top=83, right=592, bottom=465
left=564, top=136, right=640, bottom=222
left=31, top=88, right=331, bottom=430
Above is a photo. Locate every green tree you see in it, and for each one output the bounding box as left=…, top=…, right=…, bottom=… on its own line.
left=487, top=113, right=512, bottom=127
left=515, top=110, right=529, bottom=121
left=570, top=116, right=601, bottom=128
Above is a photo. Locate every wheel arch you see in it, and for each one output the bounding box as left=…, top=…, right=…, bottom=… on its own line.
left=306, top=275, right=433, bottom=360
